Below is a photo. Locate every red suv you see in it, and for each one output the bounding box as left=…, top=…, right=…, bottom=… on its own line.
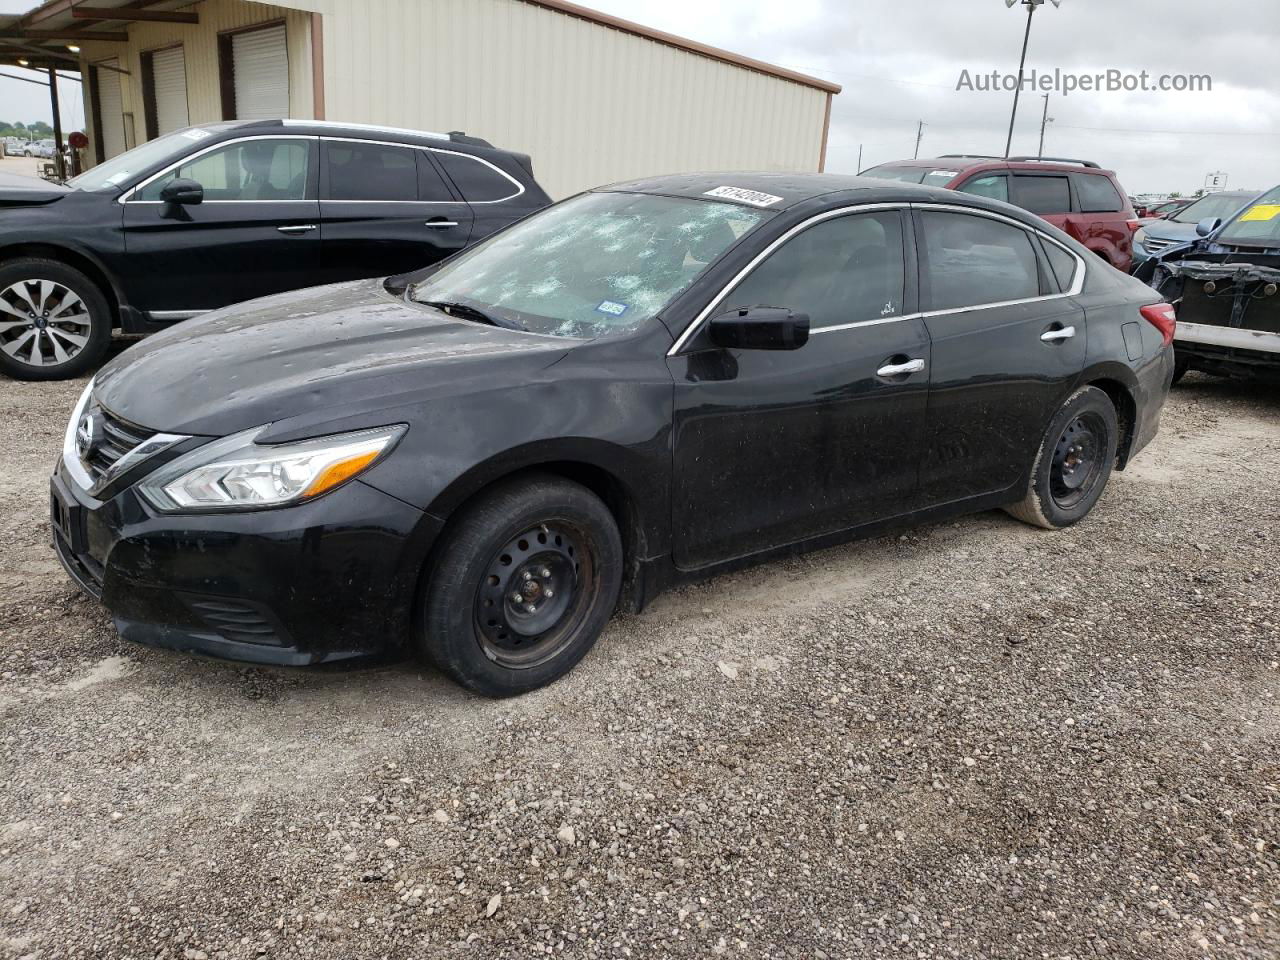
left=861, top=155, right=1140, bottom=272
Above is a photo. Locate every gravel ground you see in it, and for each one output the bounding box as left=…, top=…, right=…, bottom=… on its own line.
left=0, top=367, right=1277, bottom=960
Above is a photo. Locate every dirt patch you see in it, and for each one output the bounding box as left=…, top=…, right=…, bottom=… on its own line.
left=0, top=370, right=1277, bottom=959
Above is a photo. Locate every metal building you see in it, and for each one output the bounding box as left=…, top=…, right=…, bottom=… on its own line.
left=1, top=0, right=840, bottom=198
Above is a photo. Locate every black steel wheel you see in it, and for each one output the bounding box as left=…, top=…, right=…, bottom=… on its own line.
left=1005, top=386, right=1118, bottom=530
left=419, top=474, right=623, bottom=696
left=475, top=521, right=592, bottom=669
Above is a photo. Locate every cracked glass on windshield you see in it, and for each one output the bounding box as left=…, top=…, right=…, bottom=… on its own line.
left=408, top=191, right=765, bottom=338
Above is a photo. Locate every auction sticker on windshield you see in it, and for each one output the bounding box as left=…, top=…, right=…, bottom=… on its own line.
left=703, top=186, right=784, bottom=208
left=1239, top=204, right=1280, bottom=223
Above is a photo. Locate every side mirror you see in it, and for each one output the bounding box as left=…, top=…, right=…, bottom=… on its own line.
left=1195, top=216, right=1221, bottom=238
left=708, top=306, right=809, bottom=351
left=159, top=177, right=203, bottom=205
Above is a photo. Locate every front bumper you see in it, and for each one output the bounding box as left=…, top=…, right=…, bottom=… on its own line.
left=51, top=462, right=441, bottom=666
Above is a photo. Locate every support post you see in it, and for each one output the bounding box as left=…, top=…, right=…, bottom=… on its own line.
left=1004, top=0, right=1035, bottom=157
left=48, top=65, right=65, bottom=180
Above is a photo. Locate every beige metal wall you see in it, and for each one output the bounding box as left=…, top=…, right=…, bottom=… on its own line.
left=76, top=0, right=314, bottom=165
left=297, top=0, right=831, bottom=198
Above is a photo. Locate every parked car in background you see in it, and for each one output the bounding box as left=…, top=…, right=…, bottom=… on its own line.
left=0, top=119, right=550, bottom=380
left=3, top=136, right=30, bottom=156
left=23, top=139, right=55, bottom=159
left=1132, top=190, right=1260, bottom=265
left=1138, top=184, right=1280, bottom=382
left=1135, top=197, right=1194, bottom=219
left=51, top=173, right=1174, bottom=696
left=860, top=155, right=1140, bottom=271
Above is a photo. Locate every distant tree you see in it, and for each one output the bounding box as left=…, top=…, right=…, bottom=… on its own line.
left=1170, top=191, right=1182, bottom=198
left=1193, top=189, right=1205, bottom=198
left=13, top=121, right=25, bottom=131
left=28, top=121, right=52, bottom=136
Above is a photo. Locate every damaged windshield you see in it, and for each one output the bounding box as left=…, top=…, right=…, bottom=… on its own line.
left=1215, top=186, right=1280, bottom=247
left=408, top=191, right=765, bottom=338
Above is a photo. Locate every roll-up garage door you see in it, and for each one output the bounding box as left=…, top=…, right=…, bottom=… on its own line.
left=152, top=46, right=189, bottom=135
left=96, top=60, right=126, bottom=159
left=231, top=24, right=289, bottom=120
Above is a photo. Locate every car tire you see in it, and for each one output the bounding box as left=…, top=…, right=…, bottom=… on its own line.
left=1004, top=386, right=1119, bottom=530
left=1171, top=351, right=1191, bottom=386
left=418, top=474, right=623, bottom=697
left=0, top=258, right=112, bottom=381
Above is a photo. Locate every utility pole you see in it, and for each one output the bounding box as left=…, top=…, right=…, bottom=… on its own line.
left=913, top=121, right=925, bottom=159
left=48, top=66, right=65, bottom=181
left=1037, top=94, right=1051, bottom=156
left=856, top=143, right=863, bottom=172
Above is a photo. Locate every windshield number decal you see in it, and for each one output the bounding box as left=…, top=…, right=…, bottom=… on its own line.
left=181, top=129, right=212, bottom=141
left=596, top=300, right=629, bottom=317
left=704, top=186, right=784, bottom=208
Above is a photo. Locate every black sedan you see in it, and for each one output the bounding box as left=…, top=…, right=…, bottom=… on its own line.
left=51, top=173, right=1175, bottom=696
left=0, top=119, right=549, bottom=380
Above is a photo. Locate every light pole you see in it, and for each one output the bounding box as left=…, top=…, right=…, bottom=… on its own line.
left=1003, top=0, right=1061, bottom=158
left=1037, top=94, right=1054, bottom=156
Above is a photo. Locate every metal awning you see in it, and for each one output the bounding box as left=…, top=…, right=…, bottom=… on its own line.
left=0, top=0, right=202, bottom=72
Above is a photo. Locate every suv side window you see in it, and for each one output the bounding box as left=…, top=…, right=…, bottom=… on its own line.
left=324, top=142, right=417, bottom=201
left=435, top=151, right=520, bottom=203
left=1073, top=173, right=1124, bottom=213
left=136, top=138, right=310, bottom=201
left=724, top=211, right=907, bottom=329
left=955, top=173, right=1009, bottom=203
left=920, top=211, right=1040, bottom=310
left=1011, top=175, right=1071, bottom=215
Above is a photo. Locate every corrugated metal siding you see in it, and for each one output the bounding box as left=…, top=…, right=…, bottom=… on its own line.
left=304, top=0, right=829, bottom=198
left=76, top=0, right=313, bottom=168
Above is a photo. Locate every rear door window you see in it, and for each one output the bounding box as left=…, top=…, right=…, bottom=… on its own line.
left=1011, top=175, right=1072, bottom=215
left=435, top=151, right=521, bottom=203
left=323, top=141, right=417, bottom=201
left=955, top=174, right=1009, bottom=203
left=1073, top=174, right=1123, bottom=213
left=725, top=211, right=907, bottom=329
left=919, top=211, right=1040, bottom=310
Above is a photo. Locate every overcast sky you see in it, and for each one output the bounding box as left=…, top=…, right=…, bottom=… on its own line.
left=1, top=0, right=1274, bottom=195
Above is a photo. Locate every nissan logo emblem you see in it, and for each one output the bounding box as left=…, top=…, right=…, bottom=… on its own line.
left=75, top=413, right=95, bottom=460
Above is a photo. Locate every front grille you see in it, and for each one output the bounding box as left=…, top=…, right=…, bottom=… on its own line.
left=1142, top=236, right=1177, bottom=255
left=84, top=407, right=152, bottom=486
left=183, top=597, right=287, bottom=647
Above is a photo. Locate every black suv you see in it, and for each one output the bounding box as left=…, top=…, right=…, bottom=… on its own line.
left=0, top=120, right=551, bottom=380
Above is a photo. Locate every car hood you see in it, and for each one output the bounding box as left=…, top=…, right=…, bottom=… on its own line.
left=1142, top=220, right=1200, bottom=242
left=0, top=168, right=69, bottom=206
left=94, top=279, right=571, bottom=437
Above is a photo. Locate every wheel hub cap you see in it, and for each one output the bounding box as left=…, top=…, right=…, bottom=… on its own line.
left=0, top=278, right=91, bottom=367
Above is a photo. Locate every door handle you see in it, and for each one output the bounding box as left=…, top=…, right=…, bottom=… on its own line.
left=1041, top=325, right=1076, bottom=342
left=424, top=219, right=459, bottom=228
left=277, top=224, right=317, bottom=234
left=876, top=358, right=925, bottom=377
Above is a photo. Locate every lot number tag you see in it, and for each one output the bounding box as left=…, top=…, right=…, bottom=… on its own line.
left=704, top=185, right=784, bottom=208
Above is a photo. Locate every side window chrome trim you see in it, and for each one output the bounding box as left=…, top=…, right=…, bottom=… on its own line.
left=316, top=136, right=524, bottom=205
left=117, top=135, right=319, bottom=204
left=666, top=202, right=909, bottom=357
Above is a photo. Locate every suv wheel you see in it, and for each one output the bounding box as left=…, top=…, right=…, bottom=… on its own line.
left=1005, top=386, right=1118, bottom=530
left=0, top=258, right=112, bottom=381
left=419, top=475, right=623, bottom=697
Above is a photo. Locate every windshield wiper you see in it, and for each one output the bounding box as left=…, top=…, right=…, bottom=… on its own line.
left=416, top=298, right=525, bottom=331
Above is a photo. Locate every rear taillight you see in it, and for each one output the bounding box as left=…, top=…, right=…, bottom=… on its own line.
left=1140, top=302, right=1177, bottom=346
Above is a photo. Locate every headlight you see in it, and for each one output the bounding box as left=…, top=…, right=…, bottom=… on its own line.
left=138, top=424, right=406, bottom=513
left=1134, top=227, right=1147, bottom=247
left=61, top=379, right=96, bottom=488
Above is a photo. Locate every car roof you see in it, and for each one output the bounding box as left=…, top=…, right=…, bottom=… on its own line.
left=868, top=156, right=1119, bottom=177
left=601, top=171, right=1047, bottom=221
